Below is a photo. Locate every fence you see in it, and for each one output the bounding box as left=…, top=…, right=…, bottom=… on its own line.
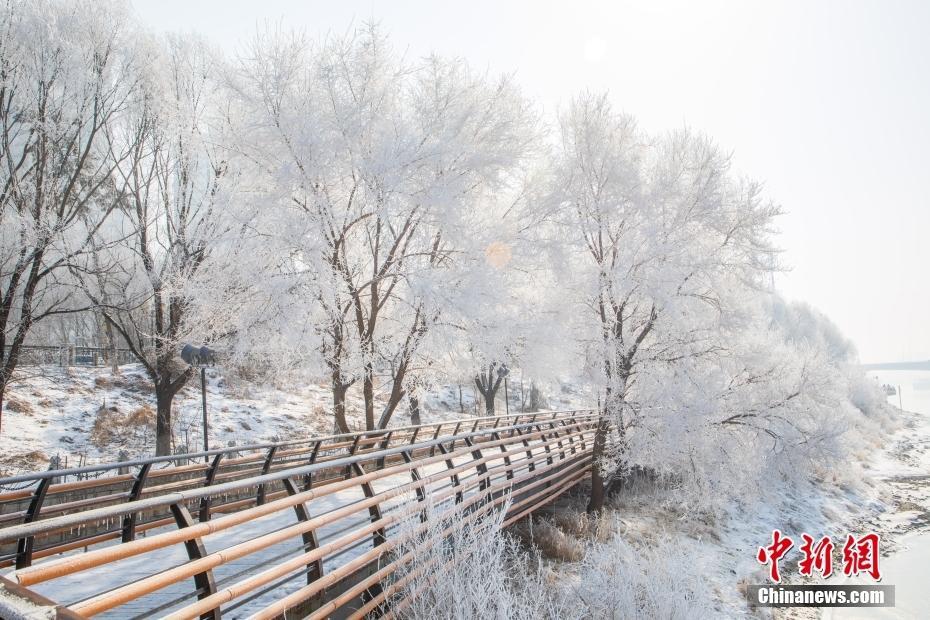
left=3, top=345, right=136, bottom=368
left=0, top=410, right=601, bottom=619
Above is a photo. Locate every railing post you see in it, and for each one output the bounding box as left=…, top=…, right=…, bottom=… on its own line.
left=344, top=435, right=363, bottom=481
left=428, top=424, right=443, bottom=456
left=121, top=463, right=152, bottom=542
left=514, top=426, right=535, bottom=472
left=170, top=503, right=219, bottom=620
left=349, top=462, right=386, bottom=546
left=536, top=424, right=554, bottom=466
left=448, top=422, right=462, bottom=450
left=256, top=446, right=278, bottom=505
left=345, top=437, right=385, bottom=546
left=198, top=453, right=223, bottom=522
left=436, top=443, right=463, bottom=504
left=491, top=431, right=514, bottom=480
left=400, top=450, right=427, bottom=522
left=15, top=477, right=51, bottom=569
left=375, top=431, right=394, bottom=470
left=550, top=421, right=566, bottom=461
left=579, top=421, right=588, bottom=451
left=282, top=477, right=324, bottom=590
left=302, top=440, right=322, bottom=491
left=563, top=419, right=578, bottom=455
left=464, top=437, right=491, bottom=505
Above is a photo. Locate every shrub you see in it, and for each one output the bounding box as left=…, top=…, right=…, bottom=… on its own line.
left=547, top=507, right=613, bottom=543
left=515, top=518, right=584, bottom=562
left=90, top=404, right=155, bottom=449
left=5, top=397, right=33, bottom=414
left=389, top=500, right=570, bottom=620
left=571, top=523, right=713, bottom=619
left=391, top=503, right=713, bottom=620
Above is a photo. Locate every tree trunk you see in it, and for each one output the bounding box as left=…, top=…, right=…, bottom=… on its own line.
left=588, top=375, right=627, bottom=514
left=102, top=316, right=120, bottom=375
left=155, top=387, right=174, bottom=456
left=1, top=347, right=23, bottom=436
left=586, top=414, right=611, bottom=514
left=408, top=395, right=421, bottom=426
left=91, top=250, right=120, bottom=375
left=333, top=383, right=350, bottom=434
left=528, top=382, right=545, bottom=412
left=474, top=366, right=504, bottom=416
left=376, top=376, right=407, bottom=430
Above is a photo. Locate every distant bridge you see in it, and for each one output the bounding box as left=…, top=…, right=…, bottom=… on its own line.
left=0, top=410, right=599, bottom=619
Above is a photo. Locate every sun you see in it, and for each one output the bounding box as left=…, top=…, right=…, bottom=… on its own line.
left=485, top=241, right=512, bottom=268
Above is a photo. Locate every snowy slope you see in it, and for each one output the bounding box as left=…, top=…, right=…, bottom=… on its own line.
left=0, top=364, right=589, bottom=478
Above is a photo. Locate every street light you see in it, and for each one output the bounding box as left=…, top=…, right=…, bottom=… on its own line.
left=180, top=344, right=217, bottom=461
left=498, top=364, right=510, bottom=416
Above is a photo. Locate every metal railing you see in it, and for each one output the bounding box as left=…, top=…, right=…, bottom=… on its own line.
left=0, top=410, right=601, bottom=619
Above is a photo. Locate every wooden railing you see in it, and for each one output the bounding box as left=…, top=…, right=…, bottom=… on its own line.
left=0, top=410, right=600, bottom=619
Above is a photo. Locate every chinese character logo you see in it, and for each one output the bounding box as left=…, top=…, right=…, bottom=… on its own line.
left=756, top=531, right=881, bottom=582
left=757, top=529, right=794, bottom=582
left=842, top=533, right=881, bottom=581
left=799, top=534, right=834, bottom=578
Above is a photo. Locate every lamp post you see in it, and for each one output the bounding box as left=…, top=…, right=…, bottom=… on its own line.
left=497, top=364, right=510, bottom=416
left=180, top=344, right=216, bottom=462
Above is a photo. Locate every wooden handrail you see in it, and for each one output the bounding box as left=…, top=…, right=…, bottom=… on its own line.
left=0, top=409, right=605, bottom=619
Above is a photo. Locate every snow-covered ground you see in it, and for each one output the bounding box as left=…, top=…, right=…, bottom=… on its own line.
left=6, top=365, right=926, bottom=618
left=692, top=369, right=928, bottom=618
left=528, top=370, right=923, bottom=618
left=823, top=370, right=930, bottom=620
left=0, top=364, right=589, bottom=477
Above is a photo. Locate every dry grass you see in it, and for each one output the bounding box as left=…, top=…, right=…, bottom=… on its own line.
left=0, top=450, right=47, bottom=478
left=94, top=375, right=114, bottom=388
left=515, top=518, right=585, bottom=562
left=548, top=508, right=613, bottom=543
left=5, top=397, right=33, bottom=414
left=90, top=403, right=155, bottom=448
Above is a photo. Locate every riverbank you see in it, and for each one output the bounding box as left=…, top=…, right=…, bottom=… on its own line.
left=822, top=370, right=930, bottom=619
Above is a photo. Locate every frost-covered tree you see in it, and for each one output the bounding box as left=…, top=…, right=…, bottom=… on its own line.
left=236, top=24, right=536, bottom=432
left=540, top=93, right=780, bottom=512
left=625, top=304, right=841, bottom=508
left=474, top=362, right=508, bottom=415
left=0, top=0, right=141, bottom=433
left=81, top=34, right=236, bottom=455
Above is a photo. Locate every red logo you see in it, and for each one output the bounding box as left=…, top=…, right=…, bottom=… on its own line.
left=798, top=534, right=834, bottom=578
left=842, top=533, right=881, bottom=581
left=757, top=529, right=794, bottom=582
left=757, top=531, right=881, bottom=582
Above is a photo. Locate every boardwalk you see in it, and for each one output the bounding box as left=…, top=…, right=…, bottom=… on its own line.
left=0, top=411, right=600, bottom=619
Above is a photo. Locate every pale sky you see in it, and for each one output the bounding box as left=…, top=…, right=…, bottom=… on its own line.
left=133, top=0, right=930, bottom=364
